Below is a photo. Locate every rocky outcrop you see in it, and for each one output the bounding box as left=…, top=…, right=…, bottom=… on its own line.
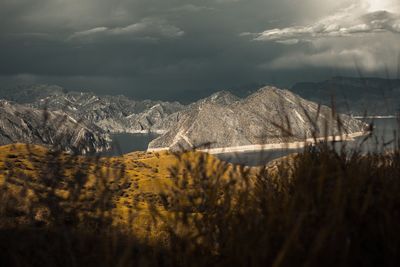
left=0, top=100, right=111, bottom=154
left=148, top=86, right=366, bottom=151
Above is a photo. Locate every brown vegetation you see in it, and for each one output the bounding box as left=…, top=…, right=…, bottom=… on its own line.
left=0, top=134, right=399, bottom=266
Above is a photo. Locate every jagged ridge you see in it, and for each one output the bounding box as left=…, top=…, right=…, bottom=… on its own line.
left=0, top=100, right=110, bottom=154
left=0, top=84, right=185, bottom=134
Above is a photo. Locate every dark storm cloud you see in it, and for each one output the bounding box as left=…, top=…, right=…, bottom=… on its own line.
left=0, top=0, right=399, bottom=101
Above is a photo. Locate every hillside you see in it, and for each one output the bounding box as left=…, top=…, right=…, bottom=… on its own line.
left=1, top=139, right=400, bottom=266
left=149, top=86, right=365, bottom=151
left=151, top=90, right=241, bottom=132
left=0, top=101, right=110, bottom=154
left=0, top=84, right=185, bottom=134
left=0, top=143, right=245, bottom=238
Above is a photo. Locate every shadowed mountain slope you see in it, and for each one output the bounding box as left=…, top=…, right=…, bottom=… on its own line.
left=0, top=100, right=110, bottom=154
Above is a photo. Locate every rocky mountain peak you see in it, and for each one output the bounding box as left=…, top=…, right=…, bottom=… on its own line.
left=195, top=90, right=240, bottom=107
left=149, top=85, right=366, bottom=151
left=251, top=86, right=290, bottom=96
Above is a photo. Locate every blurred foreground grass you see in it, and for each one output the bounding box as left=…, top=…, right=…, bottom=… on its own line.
left=0, top=141, right=399, bottom=266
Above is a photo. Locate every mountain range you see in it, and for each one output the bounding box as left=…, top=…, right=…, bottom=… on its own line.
left=291, top=76, right=400, bottom=116
left=0, top=84, right=185, bottom=134
left=148, top=87, right=365, bottom=151
left=0, top=100, right=110, bottom=154
left=0, top=83, right=367, bottom=153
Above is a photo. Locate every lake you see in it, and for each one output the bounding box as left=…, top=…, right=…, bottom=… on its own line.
left=353, top=117, right=399, bottom=152
left=100, top=133, right=160, bottom=157
left=103, top=118, right=399, bottom=166
left=219, top=118, right=399, bottom=166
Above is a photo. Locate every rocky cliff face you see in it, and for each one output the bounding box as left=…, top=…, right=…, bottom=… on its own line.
left=151, top=90, right=241, bottom=131
left=148, top=86, right=366, bottom=151
left=31, top=91, right=185, bottom=134
left=1, top=84, right=185, bottom=134
left=0, top=100, right=111, bottom=154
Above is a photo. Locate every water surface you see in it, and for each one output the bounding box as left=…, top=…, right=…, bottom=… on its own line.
left=101, top=133, right=160, bottom=156
left=217, top=118, right=399, bottom=166
left=100, top=118, right=399, bottom=166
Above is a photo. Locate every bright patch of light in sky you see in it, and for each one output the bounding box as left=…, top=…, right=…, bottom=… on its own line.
left=367, top=0, right=399, bottom=12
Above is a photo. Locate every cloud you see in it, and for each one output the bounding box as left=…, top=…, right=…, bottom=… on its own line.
left=71, top=27, right=108, bottom=38
left=69, top=18, right=184, bottom=41
left=215, top=0, right=241, bottom=3
left=247, top=1, right=400, bottom=74
left=265, top=48, right=379, bottom=70
left=261, top=33, right=400, bottom=72
left=253, top=10, right=400, bottom=43
left=169, top=4, right=214, bottom=13
left=367, top=0, right=400, bottom=13
left=1, top=0, right=400, bottom=100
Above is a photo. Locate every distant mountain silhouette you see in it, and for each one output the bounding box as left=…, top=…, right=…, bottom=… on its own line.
left=291, top=76, right=400, bottom=116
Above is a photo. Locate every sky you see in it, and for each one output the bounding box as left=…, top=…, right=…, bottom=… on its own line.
left=0, top=0, right=400, bottom=101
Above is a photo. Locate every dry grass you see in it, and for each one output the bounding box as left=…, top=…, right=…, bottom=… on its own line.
left=0, top=143, right=243, bottom=242
left=0, top=131, right=400, bottom=266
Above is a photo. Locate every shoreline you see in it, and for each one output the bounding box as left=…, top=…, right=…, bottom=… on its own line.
left=111, top=130, right=166, bottom=135
left=147, top=131, right=367, bottom=155
left=352, top=116, right=396, bottom=119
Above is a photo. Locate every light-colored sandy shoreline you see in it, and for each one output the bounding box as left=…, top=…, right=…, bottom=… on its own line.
left=113, top=130, right=166, bottom=135
left=147, top=131, right=367, bottom=155
left=353, top=116, right=395, bottom=119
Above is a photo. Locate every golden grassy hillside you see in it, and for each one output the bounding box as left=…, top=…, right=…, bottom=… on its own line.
left=0, top=143, right=250, bottom=240
left=1, top=142, right=400, bottom=266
